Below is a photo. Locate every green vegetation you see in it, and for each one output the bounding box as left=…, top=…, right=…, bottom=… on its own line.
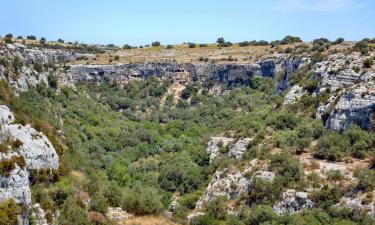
left=313, top=126, right=375, bottom=161
left=0, top=199, right=22, bottom=225
left=151, top=41, right=161, bottom=47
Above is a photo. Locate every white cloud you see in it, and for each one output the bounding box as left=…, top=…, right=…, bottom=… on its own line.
left=274, top=0, right=356, bottom=12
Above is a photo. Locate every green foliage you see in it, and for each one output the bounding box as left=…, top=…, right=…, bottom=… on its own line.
left=40, top=37, right=46, bottom=44
left=354, top=167, right=375, bottom=192
left=270, top=152, right=302, bottom=186
left=248, top=178, right=282, bottom=205
left=363, top=58, right=373, bottom=68
left=58, top=197, right=91, bottom=225
left=0, top=156, right=26, bottom=177
left=280, top=35, right=302, bottom=45
left=267, top=111, right=298, bottom=130
left=334, top=37, right=345, bottom=44
left=159, top=154, right=204, bottom=194
left=314, top=126, right=374, bottom=161
left=151, top=41, right=161, bottom=47
left=249, top=205, right=278, bottom=225
left=27, top=35, right=37, bottom=40
left=311, top=185, right=342, bottom=209
left=0, top=198, right=22, bottom=225
left=121, top=183, right=164, bottom=215
left=188, top=43, right=196, bottom=48
left=89, top=194, right=109, bottom=213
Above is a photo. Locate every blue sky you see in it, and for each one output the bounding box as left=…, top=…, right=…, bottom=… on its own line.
left=1, top=0, right=375, bottom=45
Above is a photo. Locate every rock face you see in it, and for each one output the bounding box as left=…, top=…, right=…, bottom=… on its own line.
left=194, top=160, right=274, bottom=210
left=0, top=44, right=84, bottom=94
left=195, top=168, right=252, bottom=210
left=0, top=105, right=59, bottom=225
left=275, top=57, right=308, bottom=94
left=67, top=60, right=278, bottom=87
left=283, top=85, right=305, bottom=106
left=206, top=137, right=251, bottom=162
left=273, top=189, right=314, bottom=214
left=313, top=52, right=375, bottom=131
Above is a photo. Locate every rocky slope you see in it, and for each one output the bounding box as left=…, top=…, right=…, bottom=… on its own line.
left=0, top=105, right=59, bottom=225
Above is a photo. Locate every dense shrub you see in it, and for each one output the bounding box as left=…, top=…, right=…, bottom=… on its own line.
left=270, top=152, right=302, bottom=186
left=0, top=198, right=22, bottom=225
left=363, top=58, right=373, bottom=68
left=151, top=41, right=161, bottom=47
left=280, top=36, right=302, bottom=45
left=314, top=126, right=374, bottom=161
left=40, top=37, right=46, bottom=44
left=159, top=154, right=204, bottom=194
left=121, top=183, right=164, bottom=215
left=311, top=185, right=342, bottom=209
left=27, top=35, right=37, bottom=40
left=354, top=167, right=375, bottom=191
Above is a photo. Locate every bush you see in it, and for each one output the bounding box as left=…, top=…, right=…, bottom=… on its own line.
left=40, top=37, right=46, bottom=44
left=270, top=152, right=301, bottom=186
left=216, top=37, right=225, bottom=46
left=59, top=197, right=91, bottom=225
left=188, top=43, right=196, bottom=48
left=363, top=58, right=373, bottom=68
left=48, top=75, right=58, bottom=89
left=249, top=205, right=278, bottom=225
left=267, top=111, right=298, bottom=130
left=151, top=41, right=161, bottom=47
left=311, top=185, right=342, bottom=209
left=354, top=167, right=375, bottom=191
left=199, top=43, right=208, bottom=47
left=313, top=132, right=350, bottom=161
left=159, top=154, right=204, bottom=194
left=333, top=37, right=344, bottom=44
left=280, top=36, right=302, bottom=45
left=354, top=41, right=369, bottom=55
left=166, top=44, right=173, bottom=49
left=121, top=183, right=164, bottom=215
left=27, top=35, right=37, bottom=40
left=89, top=194, right=108, bottom=214
left=0, top=198, right=22, bottom=225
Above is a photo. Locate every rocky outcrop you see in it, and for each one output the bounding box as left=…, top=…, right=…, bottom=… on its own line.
left=0, top=44, right=84, bottom=94
left=0, top=105, right=59, bottom=225
left=313, top=52, right=375, bottom=131
left=206, top=137, right=251, bottom=162
left=283, top=85, right=305, bottom=106
left=195, top=168, right=251, bottom=210
left=67, top=60, right=278, bottom=87
left=275, top=57, right=309, bottom=94
left=273, top=189, right=313, bottom=214
left=194, top=160, right=274, bottom=210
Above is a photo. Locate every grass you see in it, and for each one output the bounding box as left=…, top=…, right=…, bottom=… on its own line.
left=69, top=43, right=301, bottom=65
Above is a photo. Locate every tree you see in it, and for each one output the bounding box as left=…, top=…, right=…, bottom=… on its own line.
left=151, top=41, right=161, bottom=47
left=159, top=154, right=204, bottom=194
left=334, top=37, right=344, bottom=44
left=123, top=44, right=132, bottom=49
left=40, top=37, right=46, bottom=44
left=188, top=43, right=196, bottom=48
left=216, top=37, right=225, bottom=45
left=26, top=35, right=37, bottom=40
left=58, top=39, right=64, bottom=43
left=5, top=33, right=13, bottom=38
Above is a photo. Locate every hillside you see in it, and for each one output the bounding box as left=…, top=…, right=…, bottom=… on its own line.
left=1, top=36, right=375, bottom=225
